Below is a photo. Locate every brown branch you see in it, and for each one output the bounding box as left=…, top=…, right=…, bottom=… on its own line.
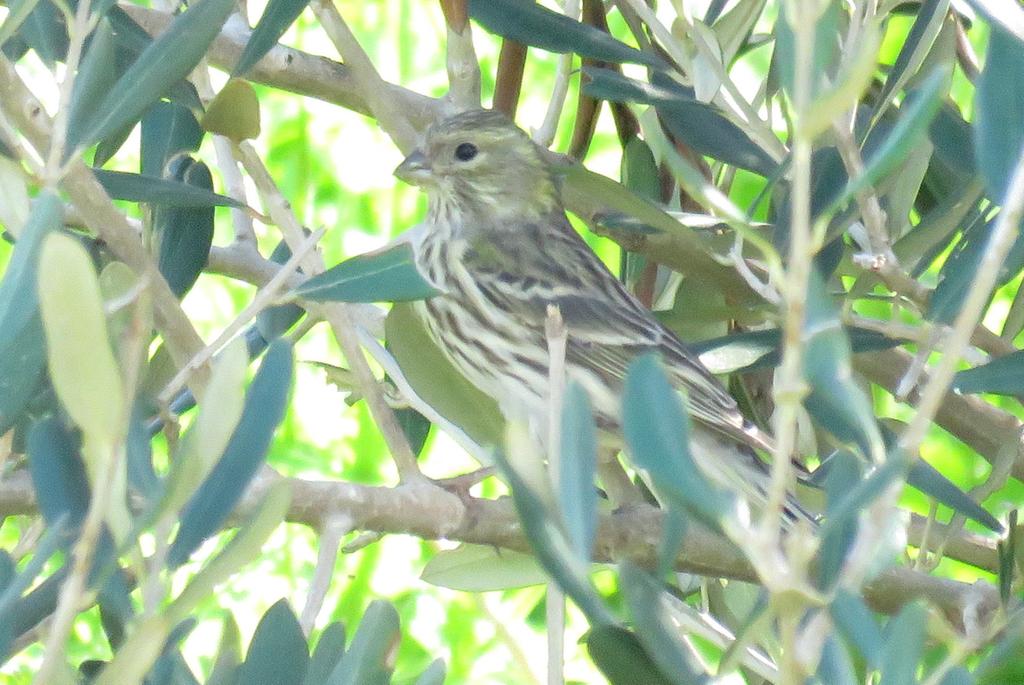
left=118, top=4, right=442, bottom=131
left=908, top=514, right=999, bottom=574
left=855, top=347, right=1024, bottom=481
left=0, top=469, right=1002, bottom=626
left=439, top=0, right=468, bottom=34
left=493, top=39, right=527, bottom=116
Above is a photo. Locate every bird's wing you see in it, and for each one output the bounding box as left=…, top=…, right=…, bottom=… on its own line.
left=466, top=212, right=762, bottom=448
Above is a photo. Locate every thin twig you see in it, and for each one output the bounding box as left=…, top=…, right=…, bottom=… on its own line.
left=232, top=141, right=424, bottom=481
left=534, top=0, right=580, bottom=148
left=619, top=0, right=785, bottom=160
left=899, top=146, right=1024, bottom=455
left=158, top=227, right=325, bottom=405
left=442, top=3, right=481, bottom=111
left=310, top=0, right=419, bottom=152
left=44, top=0, right=96, bottom=179
left=544, top=305, right=567, bottom=685
left=215, top=137, right=258, bottom=245
left=761, top=0, right=815, bottom=549
left=300, top=514, right=353, bottom=634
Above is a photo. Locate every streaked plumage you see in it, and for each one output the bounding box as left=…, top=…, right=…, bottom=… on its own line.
left=396, top=109, right=810, bottom=524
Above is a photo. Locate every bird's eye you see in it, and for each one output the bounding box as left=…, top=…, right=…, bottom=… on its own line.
left=454, top=142, right=478, bottom=161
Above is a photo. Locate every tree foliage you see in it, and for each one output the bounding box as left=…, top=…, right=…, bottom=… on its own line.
left=1, top=0, right=1024, bottom=683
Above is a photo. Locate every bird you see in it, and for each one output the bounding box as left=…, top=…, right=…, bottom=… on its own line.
left=394, top=108, right=812, bottom=526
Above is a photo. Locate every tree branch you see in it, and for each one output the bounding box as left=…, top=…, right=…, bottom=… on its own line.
left=117, top=4, right=442, bottom=130
left=855, top=347, right=1024, bottom=481
left=0, top=468, right=1002, bottom=626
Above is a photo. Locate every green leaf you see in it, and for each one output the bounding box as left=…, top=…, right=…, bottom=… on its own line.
left=385, top=303, right=504, bottom=447
left=140, top=101, right=204, bottom=178
left=818, top=453, right=909, bottom=541
left=829, top=590, right=883, bottom=669
left=25, top=419, right=118, bottom=579
left=0, top=193, right=61, bottom=349
left=906, top=458, right=1002, bottom=532
left=0, top=192, right=61, bottom=431
left=999, top=528, right=1015, bottom=605
left=0, top=156, right=29, bottom=235
left=928, top=213, right=993, bottom=324
left=691, top=326, right=900, bottom=375
left=558, top=383, right=598, bottom=563
left=94, top=168, right=242, bottom=208
left=801, top=270, right=882, bottom=459
left=817, top=451, right=861, bottom=590
left=163, top=338, right=249, bottom=517
left=927, top=106, right=979, bottom=193
left=67, top=19, right=118, bottom=148
left=303, top=623, right=346, bottom=685
left=712, top=0, right=768, bottom=65
left=954, top=348, right=1024, bottom=395
left=412, top=659, right=446, bottom=685
left=208, top=614, right=243, bottom=685
left=93, top=615, right=172, bottom=685
left=0, top=315, right=45, bottom=435
left=622, top=354, right=734, bottom=526
left=152, top=158, right=219, bottom=298
left=20, top=0, right=67, bottom=65
left=619, top=564, right=708, bottom=685
left=801, top=21, right=881, bottom=139
left=202, top=79, right=261, bottom=141
left=236, top=600, right=309, bottom=685
left=169, top=481, right=292, bottom=623
left=879, top=603, right=927, bottom=685
left=976, top=612, right=1024, bottom=684
left=894, top=177, right=982, bottom=272
left=493, top=448, right=616, bottom=626
left=621, top=136, right=661, bottom=203
left=37, top=232, right=125, bottom=447
left=468, top=0, right=659, bottom=66
left=297, top=243, right=440, bottom=303
left=104, top=7, right=204, bottom=112
left=816, top=635, right=858, bottom=685
left=775, top=0, right=840, bottom=101
left=875, top=0, right=951, bottom=117
left=257, top=238, right=306, bottom=341
left=394, top=407, right=431, bottom=457
left=974, top=23, right=1024, bottom=201
left=583, top=68, right=776, bottom=175
left=586, top=625, right=676, bottom=685
left=830, top=67, right=948, bottom=214
left=1, top=571, right=66, bottom=661
left=325, top=601, right=399, bottom=685
left=0, top=0, right=42, bottom=48
left=168, top=341, right=293, bottom=567
left=421, top=544, right=547, bottom=591
left=67, top=0, right=236, bottom=152
left=0, top=515, right=67, bottom=637
left=233, top=0, right=312, bottom=76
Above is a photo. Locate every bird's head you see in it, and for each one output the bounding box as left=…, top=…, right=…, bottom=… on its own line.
left=395, top=110, right=560, bottom=222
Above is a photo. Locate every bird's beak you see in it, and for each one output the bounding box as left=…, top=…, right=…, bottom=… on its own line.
left=395, top=149, right=432, bottom=185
